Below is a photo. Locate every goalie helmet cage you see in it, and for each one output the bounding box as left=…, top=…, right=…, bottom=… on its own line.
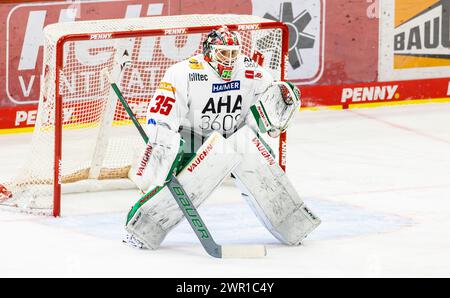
left=1, top=14, right=289, bottom=217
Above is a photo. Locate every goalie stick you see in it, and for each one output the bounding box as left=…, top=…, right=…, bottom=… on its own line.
left=112, top=82, right=266, bottom=258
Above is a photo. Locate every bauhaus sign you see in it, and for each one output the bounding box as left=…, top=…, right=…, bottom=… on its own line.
left=379, top=0, right=450, bottom=81
left=393, top=0, right=450, bottom=69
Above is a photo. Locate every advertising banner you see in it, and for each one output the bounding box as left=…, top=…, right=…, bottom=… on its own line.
left=1, top=0, right=328, bottom=130
left=379, top=0, right=450, bottom=81
left=0, top=0, right=449, bottom=131
left=252, top=0, right=325, bottom=84
left=301, top=77, right=450, bottom=108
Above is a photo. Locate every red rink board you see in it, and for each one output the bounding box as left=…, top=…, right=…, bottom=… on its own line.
left=302, top=77, right=450, bottom=108
left=0, top=0, right=449, bottom=130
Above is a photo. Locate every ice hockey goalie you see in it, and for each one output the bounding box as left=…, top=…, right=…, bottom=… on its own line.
left=124, top=26, right=321, bottom=249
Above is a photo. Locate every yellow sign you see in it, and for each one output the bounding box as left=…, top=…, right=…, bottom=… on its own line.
left=393, top=0, right=450, bottom=69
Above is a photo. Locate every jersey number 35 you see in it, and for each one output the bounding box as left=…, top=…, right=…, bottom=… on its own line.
left=149, top=95, right=176, bottom=116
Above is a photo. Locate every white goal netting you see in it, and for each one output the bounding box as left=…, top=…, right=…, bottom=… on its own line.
left=0, top=14, right=288, bottom=216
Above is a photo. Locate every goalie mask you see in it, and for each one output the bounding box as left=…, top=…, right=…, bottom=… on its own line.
left=203, top=26, right=241, bottom=81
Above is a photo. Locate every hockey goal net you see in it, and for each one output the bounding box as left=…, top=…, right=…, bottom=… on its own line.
left=0, top=14, right=289, bottom=216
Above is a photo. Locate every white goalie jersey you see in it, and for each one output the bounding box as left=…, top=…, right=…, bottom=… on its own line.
left=145, top=53, right=274, bottom=138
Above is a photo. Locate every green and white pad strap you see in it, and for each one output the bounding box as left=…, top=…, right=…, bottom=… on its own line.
left=250, top=81, right=301, bottom=134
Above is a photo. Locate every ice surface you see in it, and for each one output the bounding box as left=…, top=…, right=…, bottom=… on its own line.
left=0, top=103, right=449, bottom=277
